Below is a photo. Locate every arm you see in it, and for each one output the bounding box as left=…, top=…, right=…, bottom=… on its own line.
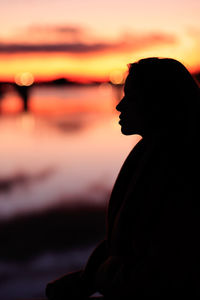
left=46, top=239, right=108, bottom=299
left=94, top=255, right=146, bottom=297
left=80, top=239, right=108, bottom=292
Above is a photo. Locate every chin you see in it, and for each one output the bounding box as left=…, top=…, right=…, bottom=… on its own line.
left=121, top=126, right=137, bottom=136
left=120, top=123, right=144, bottom=136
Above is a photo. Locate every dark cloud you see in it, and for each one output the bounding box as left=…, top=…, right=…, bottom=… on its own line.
left=0, top=31, right=177, bottom=55
left=0, top=42, right=108, bottom=53
left=28, top=24, right=84, bottom=35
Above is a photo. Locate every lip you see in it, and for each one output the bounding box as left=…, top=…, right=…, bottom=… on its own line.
left=118, top=115, right=121, bottom=124
left=119, top=114, right=123, bottom=123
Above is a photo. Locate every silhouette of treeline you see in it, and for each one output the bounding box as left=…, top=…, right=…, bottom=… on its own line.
left=0, top=74, right=126, bottom=106
left=1, top=70, right=200, bottom=86
left=0, top=71, right=200, bottom=113
left=0, top=77, right=109, bottom=88
left=0, top=77, right=111, bottom=112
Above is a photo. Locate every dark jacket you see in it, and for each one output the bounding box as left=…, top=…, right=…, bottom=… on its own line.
left=83, top=135, right=200, bottom=297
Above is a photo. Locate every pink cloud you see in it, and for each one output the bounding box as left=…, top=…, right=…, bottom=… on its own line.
left=0, top=26, right=177, bottom=55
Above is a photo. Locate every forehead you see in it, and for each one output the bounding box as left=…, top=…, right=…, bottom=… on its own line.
left=124, top=74, right=140, bottom=94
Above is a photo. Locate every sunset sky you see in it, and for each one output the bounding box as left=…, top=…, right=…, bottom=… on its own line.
left=0, top=0, right=200, bottom=81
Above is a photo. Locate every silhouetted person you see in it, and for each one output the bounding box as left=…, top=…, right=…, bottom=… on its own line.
left=0, top=83, right=4, bottom=114
left=14, top=84, right=31, bottom=112
left=46, top=57, right=200, bottom=298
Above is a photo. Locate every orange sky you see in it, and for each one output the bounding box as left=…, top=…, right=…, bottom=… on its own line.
left=0, top=0, right=200, bottom=81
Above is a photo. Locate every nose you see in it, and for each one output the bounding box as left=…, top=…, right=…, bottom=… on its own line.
left=116, top=97, right=125, bottom=112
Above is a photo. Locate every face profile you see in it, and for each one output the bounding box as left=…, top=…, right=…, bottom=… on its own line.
left=116, top=57, right=200, bottom=139
left=116, top=74, right=145, bottom=136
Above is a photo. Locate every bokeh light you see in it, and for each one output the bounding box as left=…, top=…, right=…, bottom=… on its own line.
left=109, top=69, right=127, bottom=85
left=14, top=72, right=34, bottom=86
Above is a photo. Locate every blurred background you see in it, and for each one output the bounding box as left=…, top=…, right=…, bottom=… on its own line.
left=0, top=0, right=200, bottom=299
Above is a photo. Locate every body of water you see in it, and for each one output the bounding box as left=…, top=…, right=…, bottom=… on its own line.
left=0, top=84, right=141, bottom=300
left=0, top=84, right=140, bottom=219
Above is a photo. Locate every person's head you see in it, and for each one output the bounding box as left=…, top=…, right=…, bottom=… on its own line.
left=116, top=57, right=200, bottom=138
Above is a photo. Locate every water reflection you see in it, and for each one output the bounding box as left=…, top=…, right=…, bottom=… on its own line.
left=0, top=85, right=139, bottom=220
left=0, top=167, right=55, bottom=193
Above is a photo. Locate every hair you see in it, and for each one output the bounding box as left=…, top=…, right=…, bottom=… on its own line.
left=127, top=57, right=200, bottom=138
